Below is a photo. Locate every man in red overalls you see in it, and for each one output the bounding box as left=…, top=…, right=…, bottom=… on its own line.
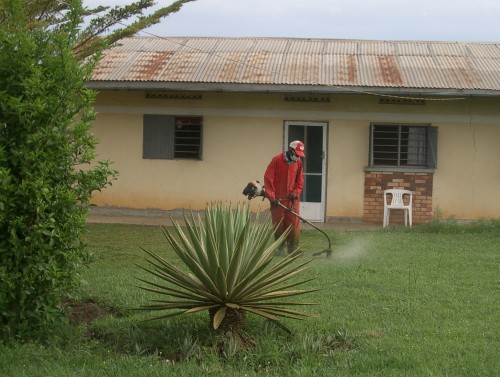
left=264, top=140, right=305, bottom=254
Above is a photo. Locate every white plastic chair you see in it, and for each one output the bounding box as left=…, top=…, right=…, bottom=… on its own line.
left=383, top=189, right=413, bottom=228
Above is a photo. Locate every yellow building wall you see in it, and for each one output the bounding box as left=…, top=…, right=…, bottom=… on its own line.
left=328, top=120, right=367, bottom=218
left=433, top=121, right=500, bottom=219
left=91, top=91, right=500, bottom=221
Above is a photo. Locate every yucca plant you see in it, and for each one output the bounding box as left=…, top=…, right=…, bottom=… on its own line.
left=136, top=202, right=319, bottom=340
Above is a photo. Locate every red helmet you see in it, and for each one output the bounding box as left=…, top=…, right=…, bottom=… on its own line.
left=289, top=140, right=305, bottom=157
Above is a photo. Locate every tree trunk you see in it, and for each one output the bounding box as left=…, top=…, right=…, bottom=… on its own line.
left=209, top=307, right=255, bottom=350
left=209, top=306, right=246, bottom=334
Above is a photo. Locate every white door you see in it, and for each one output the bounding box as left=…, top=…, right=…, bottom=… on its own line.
left=285, top=121, right=327, bottom=222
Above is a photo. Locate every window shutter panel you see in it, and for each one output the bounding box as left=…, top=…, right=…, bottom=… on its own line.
left=426, top=126, right=438, bottom=169
left=369, top=124, right=374, bottom=166
left=143, top=115, right=174, bottom=159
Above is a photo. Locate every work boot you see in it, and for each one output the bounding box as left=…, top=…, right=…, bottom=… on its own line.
left=274, top=244, right=286, bottom=257
left=287, top=243, right=298, bottom=255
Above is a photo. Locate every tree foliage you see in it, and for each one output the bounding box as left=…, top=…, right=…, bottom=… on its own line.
left=0, top=0, right=196, bottom=59
left=0, top=0, right=194, bottom=339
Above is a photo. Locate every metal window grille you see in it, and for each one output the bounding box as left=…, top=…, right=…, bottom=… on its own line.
left=174, top=117, right=202, bottom=159
left=143, top=115, right=202, bottom=160
left=371, top=124, right=428, bottom=167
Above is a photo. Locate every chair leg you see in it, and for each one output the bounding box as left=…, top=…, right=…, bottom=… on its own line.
left=404, top=209, right=408, bottom=226
left=409, top=209, right=412, bottom=227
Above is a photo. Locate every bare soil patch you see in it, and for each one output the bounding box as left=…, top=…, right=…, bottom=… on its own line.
left=64, top=299, right=116, bottom=325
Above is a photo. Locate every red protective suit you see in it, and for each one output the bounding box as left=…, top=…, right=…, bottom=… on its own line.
left=264, top=152, right=304, bottom=252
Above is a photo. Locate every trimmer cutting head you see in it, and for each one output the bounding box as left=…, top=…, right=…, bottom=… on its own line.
left=312, top=249, right=333, bottom=258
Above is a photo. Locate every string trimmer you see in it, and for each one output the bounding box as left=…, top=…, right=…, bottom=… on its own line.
left=242, top=180, right=333, bottom=258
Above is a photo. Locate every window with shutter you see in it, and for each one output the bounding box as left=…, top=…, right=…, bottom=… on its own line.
left=143, top=115, right=202, bottom=160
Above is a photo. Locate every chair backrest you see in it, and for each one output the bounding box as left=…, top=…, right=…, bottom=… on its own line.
left=384, top=189, right=412, bottom=207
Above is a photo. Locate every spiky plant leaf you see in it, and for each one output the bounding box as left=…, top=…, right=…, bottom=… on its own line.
left=213, top=306, right=227, bottom=330
left=136, top=202, right=320, bottom=333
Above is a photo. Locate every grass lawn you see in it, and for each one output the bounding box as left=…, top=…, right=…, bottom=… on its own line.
left=1, top=221, right=499, bottom=376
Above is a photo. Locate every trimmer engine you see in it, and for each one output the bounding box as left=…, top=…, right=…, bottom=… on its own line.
left=242, top=180, right=265, bottom=200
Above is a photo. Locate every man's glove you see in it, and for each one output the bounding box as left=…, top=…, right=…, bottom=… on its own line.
left=289, top=192, right=296, bottom=200
left=270, top=199, right=280, bottom=206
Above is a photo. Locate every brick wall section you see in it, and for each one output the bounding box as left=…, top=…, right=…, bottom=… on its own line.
left=363, top=172, right=434, bottom=224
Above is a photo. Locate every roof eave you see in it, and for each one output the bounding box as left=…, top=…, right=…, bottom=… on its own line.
left=85, top=81, right=500, bottom=97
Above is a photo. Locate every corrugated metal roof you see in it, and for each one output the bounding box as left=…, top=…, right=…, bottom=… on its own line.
left=90, top=37, right=500, bottom=94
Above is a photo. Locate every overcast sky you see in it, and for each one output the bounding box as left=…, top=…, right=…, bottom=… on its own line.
left=85, top=0, right=500, bottom=42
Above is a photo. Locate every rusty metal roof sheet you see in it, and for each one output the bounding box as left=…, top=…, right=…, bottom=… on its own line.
left=90, top=37, right=500, bottom=94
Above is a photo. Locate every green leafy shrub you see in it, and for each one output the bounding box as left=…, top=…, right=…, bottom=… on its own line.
left=0, top=1, right=116, bottom=339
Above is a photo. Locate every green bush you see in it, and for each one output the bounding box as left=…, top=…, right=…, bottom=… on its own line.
left=0, top=1, right=116, bottom=339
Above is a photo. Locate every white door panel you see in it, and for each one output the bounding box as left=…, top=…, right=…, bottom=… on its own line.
left=300, top=202, right=323, bottom=222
